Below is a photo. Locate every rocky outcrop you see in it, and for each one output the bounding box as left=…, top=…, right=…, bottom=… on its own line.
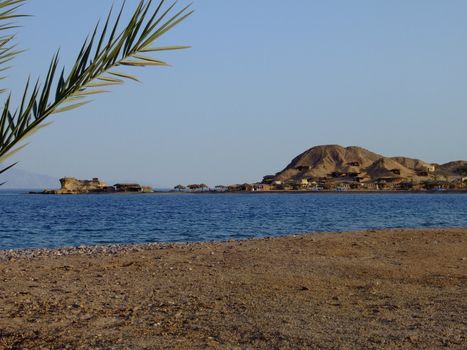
left=42, top=177, right=153, bottom=194
left=61, top=177, right=109, bottom=193
left=43, top=177, right=112, bottom=194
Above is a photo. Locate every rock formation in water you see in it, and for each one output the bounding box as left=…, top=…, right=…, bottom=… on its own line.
left=42, top=178, right=153, bottom=194
left=43, top=177, right=112, bottom=194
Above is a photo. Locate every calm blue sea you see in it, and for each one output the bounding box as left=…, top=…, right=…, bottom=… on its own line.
left=0, top=190, right=466, bottom=250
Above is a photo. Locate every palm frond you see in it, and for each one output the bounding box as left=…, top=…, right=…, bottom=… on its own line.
left=0, top=0, right=26, bottom=93
left=0, top=0, right=192, bottom=164
left=0, top=160, right=16, bottom=185
left=0, top=160, right=16, bottom=174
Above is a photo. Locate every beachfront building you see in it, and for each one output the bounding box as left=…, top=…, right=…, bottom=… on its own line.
left=398, top=181, right=414, bottom=191
left=142, top=186, right=154, bottom=193
left=373, top=178, right=402, bottom=190
left=187, top=184, right=210, bottom=192
left=262, top=175, right=275, bottom=184
left=227, top=183, right=254, bottom=192
left=362, top=182, right=378, bottom=190
left=253, top=183, right=272, bottom=191
left=423, top=180, right=451, bottom=190
left=114, top=183, right=143, bottom=192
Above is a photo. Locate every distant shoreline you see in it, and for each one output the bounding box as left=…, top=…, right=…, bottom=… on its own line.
left=26, top=189, right=467, bottom=195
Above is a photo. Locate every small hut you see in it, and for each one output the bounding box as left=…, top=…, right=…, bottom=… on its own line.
left=114, top=183, right=143, bottom=192
left=174, top=184, right=186, bottom=191
left=347, top=161, right=360, bottom=167
left=187, top=184, right=201, bottom=192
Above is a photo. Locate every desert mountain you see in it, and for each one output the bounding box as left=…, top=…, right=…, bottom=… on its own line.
left=0, top=168, right=58, bottom=189
left=271, top=145, right=382, bottom=181
left=436, top=161, right=467, bottom=177
left=265, top=145, right=466, bottom=183
left=390, top=157, right=432, bottom=171
left=365, top=158, right=414, bottom=179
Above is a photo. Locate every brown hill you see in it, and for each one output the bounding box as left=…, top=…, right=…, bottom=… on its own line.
left=272, top=145, right=382, bottom=181
left=436, top=161, right=467, bottom=177
left=365, top=158, right=414, bottom=179
left=390, top=157, right=432, bottom=171
left=264, top=145, right=465, bottom=184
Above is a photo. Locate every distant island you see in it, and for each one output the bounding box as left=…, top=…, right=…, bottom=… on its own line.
left=38, top=177, right=154, bottom=194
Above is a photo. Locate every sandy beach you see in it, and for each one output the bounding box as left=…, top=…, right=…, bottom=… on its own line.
left=0, top=228, right=466, bottom=349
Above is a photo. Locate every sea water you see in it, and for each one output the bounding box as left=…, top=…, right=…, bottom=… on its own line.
left=0, top=190, right=466, bottom=249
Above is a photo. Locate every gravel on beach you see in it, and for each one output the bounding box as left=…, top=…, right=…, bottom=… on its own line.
left=0, top=228, right=466, bottom=349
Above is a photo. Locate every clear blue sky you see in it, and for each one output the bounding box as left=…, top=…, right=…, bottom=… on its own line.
left=5, top=0, right=467, bottom=187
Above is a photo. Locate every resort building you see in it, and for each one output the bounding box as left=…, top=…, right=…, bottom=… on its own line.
left=114, top=183, right=143, bottom=192
left=253, top=183, right=272, bottom=191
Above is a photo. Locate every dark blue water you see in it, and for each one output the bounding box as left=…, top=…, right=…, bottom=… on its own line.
left=0, top=190, right=466, bottom=250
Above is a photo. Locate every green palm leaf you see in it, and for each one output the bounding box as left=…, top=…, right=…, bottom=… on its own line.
left=0, top=0, right=192, bottom=170
left=0, top=0, right=26, bottom=93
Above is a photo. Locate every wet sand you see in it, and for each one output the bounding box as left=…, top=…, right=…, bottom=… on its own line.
left=0, top=228, right=466, bottom=349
